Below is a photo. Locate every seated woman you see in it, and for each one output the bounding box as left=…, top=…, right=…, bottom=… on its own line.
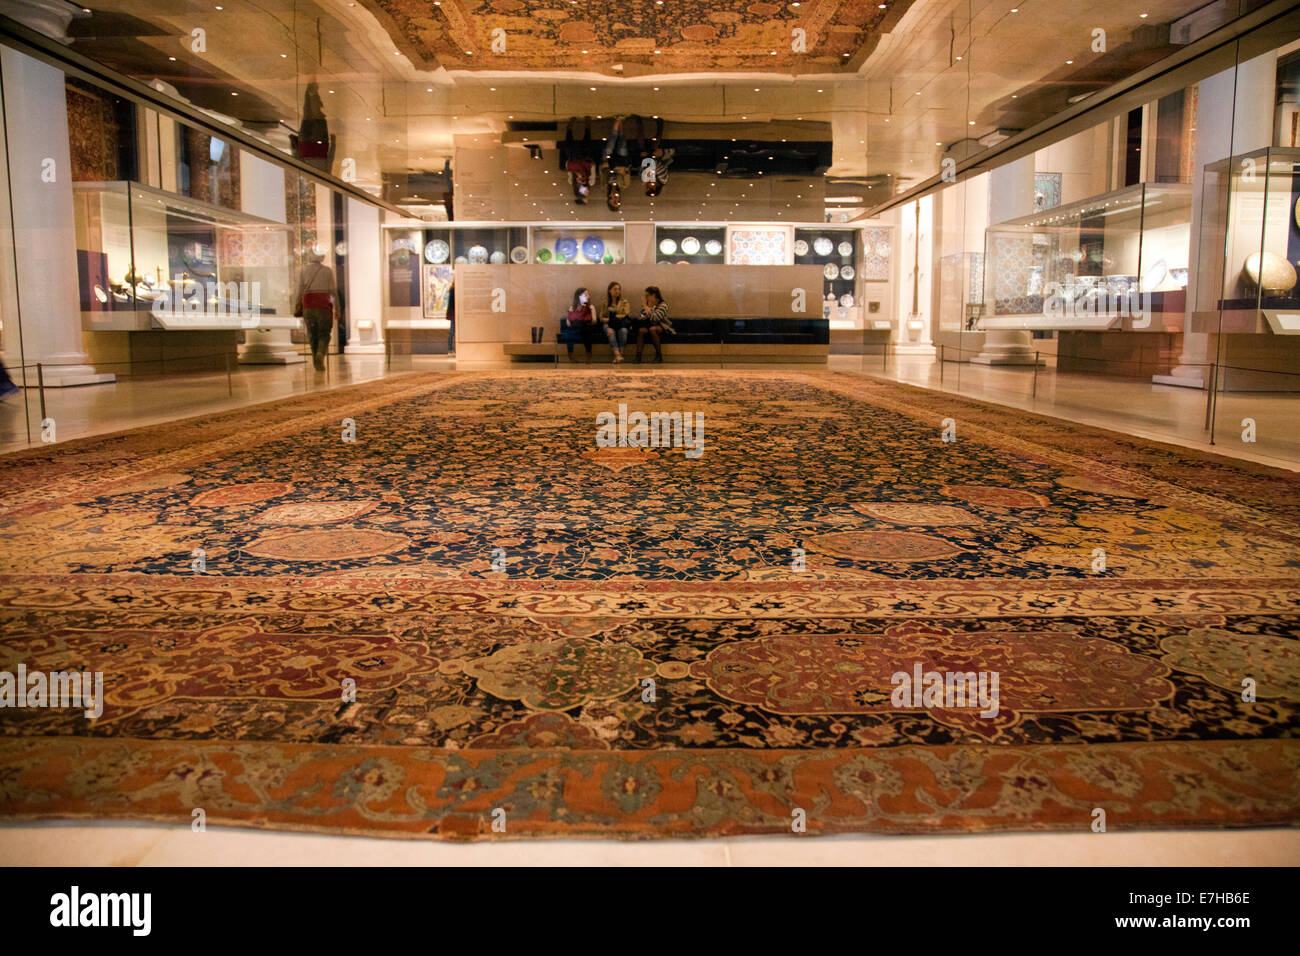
left=634, top=286, right=671, bottom=363
left=562, top=287, right=600, bottom=362
left=603, top=281, right=630, bottom=363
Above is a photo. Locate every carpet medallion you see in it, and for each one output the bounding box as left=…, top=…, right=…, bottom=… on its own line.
left=0, top=371, right=1296, bottom=840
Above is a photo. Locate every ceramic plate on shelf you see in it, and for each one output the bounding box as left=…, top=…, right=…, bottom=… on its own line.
left=705, top=239, right=723, bottom=256
left=659, top=237, right=678, bottom=256
left=840, top=293, right=854, bottom=308
left=582, top=235, right=605, bottom=261
left=681, top=236, right=701, bottom=255
left=676, top=260, right=690, bottom=266
left=454, top=255, right=468, bottom=264
left=467, top=245, right=489, bottom=264
left=823, top=263, right=839, bottom=280
left=553, top=237, right=577, bottom=260
left=510, top=246, right=529, bottom=264
left=840, top=265, right=855, bottom=280
left=838, top=240, right=854, bottom=257
left=425, top=239, right=450, bottom=264
left=813, top=237, right=834, bottom=256
left=793, top=239, right=809, bottom=256
left=489, top=250, right=507, bottom=264
left=1140, top=258, right=1167, bottom=293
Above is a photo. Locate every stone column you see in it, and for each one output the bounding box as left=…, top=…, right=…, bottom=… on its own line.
left=971, top=155, right=1042, bottom=365
left=0, top=5, right=113, bottom=386
left=343, top=198, right=384, bottom=353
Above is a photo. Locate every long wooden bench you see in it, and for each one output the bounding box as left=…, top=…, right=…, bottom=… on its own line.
left=502, top=317, right=829, bottom=364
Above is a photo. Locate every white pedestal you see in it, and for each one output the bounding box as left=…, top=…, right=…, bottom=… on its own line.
left=239, top=328, right=304, bottom=365
left=1152, top=367, right=1207, bottom=389
left=344, top=343, right=386, bottom=355
left=970, top=329, right=1045, bottom=365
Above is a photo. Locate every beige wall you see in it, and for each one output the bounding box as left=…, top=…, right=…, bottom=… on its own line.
left=454, top=262, right=824, bottom=358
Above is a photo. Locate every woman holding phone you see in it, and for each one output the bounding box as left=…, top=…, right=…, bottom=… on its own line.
left=634, top=286, right=670, bottom=363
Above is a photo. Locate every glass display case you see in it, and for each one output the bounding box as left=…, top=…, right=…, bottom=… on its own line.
left=654, top=225, right=725, bottom=264
left=73, top=181, right=295, bottom=330
left=1199, top=147, right=1300, bottom=333
left=981, top=182, right=1192, bottom=331
left=530, top=224, right=625, bottom=264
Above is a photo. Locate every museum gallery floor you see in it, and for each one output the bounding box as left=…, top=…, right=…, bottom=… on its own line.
left=0, top=371, right=1296, bottom=840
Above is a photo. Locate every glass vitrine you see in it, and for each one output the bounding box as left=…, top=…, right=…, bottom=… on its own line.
left=982, top=182, right=1192, bottom=329
left=1199, top=147, right=1300, bottom=331
left=73, top=181, right=294, bottom=330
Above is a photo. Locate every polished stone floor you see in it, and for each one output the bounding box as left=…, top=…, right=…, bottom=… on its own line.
left=2, top=822, right=1296, bottom=867
left=3, top=351, right=1297, bottom=470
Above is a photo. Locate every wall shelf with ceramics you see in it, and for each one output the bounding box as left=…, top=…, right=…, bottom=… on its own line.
left=530, top=225, right=626, bottom=265
left=654, top=225, right=726, bottom=264
left=794, top=227, right=858, bottom=322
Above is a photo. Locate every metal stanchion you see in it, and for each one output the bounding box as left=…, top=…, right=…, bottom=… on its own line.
left=1032, top=351, right=1039, bottom=397
left=1204, top=363, right=1216, bottom=433
left=36, top=363, right=46, bottom=425
left=939, top=345, right=945, bottom=386
left=881, top=337, right=887, bottom=372
left=225, top=351, right=233, bottom=397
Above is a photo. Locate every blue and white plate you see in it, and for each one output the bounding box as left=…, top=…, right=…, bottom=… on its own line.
left=425, top=239, right=450, bottom=264
left=581, top=236, right=605, bottom=261
left=555, top=236, right=578, bottom=260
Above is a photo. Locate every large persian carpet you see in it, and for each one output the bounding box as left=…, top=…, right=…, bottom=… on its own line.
left=0, top=370, right=1297, bottom=840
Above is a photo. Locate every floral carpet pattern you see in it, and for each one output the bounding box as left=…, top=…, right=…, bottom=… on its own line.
left=0, top=370, right=1297, bottom=840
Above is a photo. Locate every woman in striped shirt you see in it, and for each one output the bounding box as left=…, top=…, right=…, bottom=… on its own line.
left=634, top=286, right=670, bottom=363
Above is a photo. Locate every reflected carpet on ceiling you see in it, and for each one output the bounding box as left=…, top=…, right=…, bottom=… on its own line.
left=0, top=370, right=1297, bottom=840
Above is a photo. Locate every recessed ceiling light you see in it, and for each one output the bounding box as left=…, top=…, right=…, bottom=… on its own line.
left=969, top=120, right=975, bottom=125
left=1066, top=59, right=1073, bottom=64
left=1139, top=12, right=1149, bottom=18
left=168, top=56, right=176, bottom=61
left=231, top=91, right=238, bottom=96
